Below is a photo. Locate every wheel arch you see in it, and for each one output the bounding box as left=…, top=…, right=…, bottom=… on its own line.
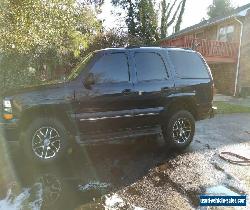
left=164, top=96, right=198, bottom=120
left=19, top=105, right=76, bottom=135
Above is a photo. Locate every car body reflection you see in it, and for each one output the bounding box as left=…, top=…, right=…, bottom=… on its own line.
left=4, top=136, right=168, bottom=209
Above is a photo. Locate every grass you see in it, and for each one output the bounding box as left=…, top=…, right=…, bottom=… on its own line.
left=214, top=101, right=250, bottom=114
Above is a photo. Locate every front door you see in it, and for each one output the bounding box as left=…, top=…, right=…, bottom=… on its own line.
left=75, top=51, right=136, bottom=134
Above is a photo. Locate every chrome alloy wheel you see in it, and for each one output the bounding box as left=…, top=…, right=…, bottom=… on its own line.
left=172, top=118, right=192, bottom=144
left=32, top=126, right=61, bottom=160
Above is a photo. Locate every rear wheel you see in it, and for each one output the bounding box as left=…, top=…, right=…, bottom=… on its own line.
left=162, top=110, right=195, bottom=150
left=21, top=117, right=70, bottom=164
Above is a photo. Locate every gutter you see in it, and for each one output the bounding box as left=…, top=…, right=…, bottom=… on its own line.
left=233, top=17, right=244, bottom=96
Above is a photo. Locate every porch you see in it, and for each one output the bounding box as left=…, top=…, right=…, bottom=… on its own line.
left=161, top=36, right=239, bottom=64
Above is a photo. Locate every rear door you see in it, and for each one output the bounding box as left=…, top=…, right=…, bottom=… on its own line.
left=131, top=49, right=175, bottom=127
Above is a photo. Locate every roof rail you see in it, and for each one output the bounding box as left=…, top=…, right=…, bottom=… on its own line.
left=125, top=45, right=141, bottom=49
left=161, top=46, right=193, bottom=50
left=182, top=47, right=193, bottom=50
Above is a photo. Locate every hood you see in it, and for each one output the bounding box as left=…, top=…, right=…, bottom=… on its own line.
left=2, top=80, right=66, bottom=98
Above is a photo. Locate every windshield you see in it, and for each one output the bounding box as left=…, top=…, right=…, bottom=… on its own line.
left=67, top=53, right=94, bottom=81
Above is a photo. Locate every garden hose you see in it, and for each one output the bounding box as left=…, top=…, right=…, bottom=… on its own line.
left=219, top=151, right=250, bottom=166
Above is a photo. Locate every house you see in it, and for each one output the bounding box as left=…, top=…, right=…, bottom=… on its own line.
left=161, top=3, right=250, bottom=96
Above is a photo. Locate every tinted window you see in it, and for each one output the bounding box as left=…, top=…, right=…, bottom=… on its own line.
left=169, top=51, right=209, bottom=78
left=67, top=53, right=95, bottom=81
left=135, top=52, right=168, bottom=81
left=90, top=53, right=129, bottom=83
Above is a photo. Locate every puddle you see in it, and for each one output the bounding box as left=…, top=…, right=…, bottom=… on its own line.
left=104, top=193, right=145, bottom=210
left=78, top=181, right=111, bottom=191
left=36, top=174, right=62, bottom=208
left=0, top=188, right=30, bottom=210
left=105, top=193, right=126, bottom=209
left=0, top=183, right=43, bottom=210
left=2, top=136, right=249, bottom=209
left=205, top=185, right=241, bottom=196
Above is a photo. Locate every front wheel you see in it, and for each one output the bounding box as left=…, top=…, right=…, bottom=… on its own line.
left=21, top=117, right=70, bottom=164
left=162, top=110, right=195, bottom=150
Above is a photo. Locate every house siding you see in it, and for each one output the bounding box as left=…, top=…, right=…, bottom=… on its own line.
left=210, top=63, right=236, bottom=95
left=183, top=25, right=217, bottom=40
left=180, top=19, right=240, bottom=42
left=216, top=20, right=241, bottom=42
left=238, top=11, right=250, bottom=95
left=162, top=6, right=250, bottom=95
left=205, top=25, right=218, bottom=40
left=180, top=20, right=241, bottom=95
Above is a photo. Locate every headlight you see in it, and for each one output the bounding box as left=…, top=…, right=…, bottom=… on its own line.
left=3, top=99, right=13, bottom=120
left=3, top=99, right=12, bottom=108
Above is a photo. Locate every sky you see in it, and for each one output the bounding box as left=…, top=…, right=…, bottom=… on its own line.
left=98, top=0, right=250, bottom=33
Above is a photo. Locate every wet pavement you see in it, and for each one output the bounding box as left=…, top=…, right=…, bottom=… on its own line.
left=0, top=114, right=250, bottom=210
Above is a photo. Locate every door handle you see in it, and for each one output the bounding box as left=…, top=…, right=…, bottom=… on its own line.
left=161, top=87, right=169, bottom=91
left=138, top=90, right=143, bottom=96
left=122, top=89, right=132, bottom=95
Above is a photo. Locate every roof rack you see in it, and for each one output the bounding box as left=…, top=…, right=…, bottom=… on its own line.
left=161, top=46, right=193, bottom=50
left=125, top=45, right=141, bottom=49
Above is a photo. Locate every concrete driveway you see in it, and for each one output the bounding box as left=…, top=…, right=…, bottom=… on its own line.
left=0, top=114, right=250, bottom=210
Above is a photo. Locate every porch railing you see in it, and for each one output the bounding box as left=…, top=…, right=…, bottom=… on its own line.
left=161, top=36, right=239, bottom=62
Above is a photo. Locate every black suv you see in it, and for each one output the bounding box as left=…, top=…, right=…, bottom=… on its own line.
left=1, top=47, right=215, bottom=163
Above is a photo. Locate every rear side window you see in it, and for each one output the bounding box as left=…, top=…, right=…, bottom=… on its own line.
left=90, top=52, right=129, bottom=83
left=169, top=51, right=209, bottom=78
left=135, top=52, right=168, bottom=81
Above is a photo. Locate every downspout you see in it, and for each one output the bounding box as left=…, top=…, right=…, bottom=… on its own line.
left=233, top=17, right=243, bottom=96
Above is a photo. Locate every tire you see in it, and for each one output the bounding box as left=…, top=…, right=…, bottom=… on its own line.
left=162, top=110, right=195, bottom=150
left=21, top=117, right=70, bottom=164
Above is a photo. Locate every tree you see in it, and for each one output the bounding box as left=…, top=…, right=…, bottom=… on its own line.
left=137, top=0, right=159, bottom=44
left=174, top=0, right=186, bottom=33
left=113, top=0, right=186, bottom=43
left=0, top=0, right=101, bottom=90
left=85, top=29, right=142, bottom=54
left=160, top=0, right=184, bottom=39
left=127, top=0, right=138, bottom=36
left=207, top=0, right=234, bottom=18
left=112, top=0, right=138, bottom=37
left=160, top=0, right=168, bottom=39
left=0, top=0, right=101, bottom=56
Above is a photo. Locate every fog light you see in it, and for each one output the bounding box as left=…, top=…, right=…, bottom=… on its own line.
left=3, top=113, right=13, bottom=120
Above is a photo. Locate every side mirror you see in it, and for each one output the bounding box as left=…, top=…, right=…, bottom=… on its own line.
left=83, top=73, right=95, bottom=89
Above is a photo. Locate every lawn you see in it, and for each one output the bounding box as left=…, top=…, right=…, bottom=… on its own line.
left=214, top=101, right=250, bottom=114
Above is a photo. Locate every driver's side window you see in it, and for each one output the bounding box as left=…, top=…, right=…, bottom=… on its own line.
left=90, top=52, right=129, bottom=83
